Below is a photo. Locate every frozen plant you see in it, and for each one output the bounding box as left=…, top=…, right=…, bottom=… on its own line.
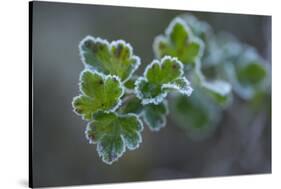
left=72, top=15, right=271, bottom=164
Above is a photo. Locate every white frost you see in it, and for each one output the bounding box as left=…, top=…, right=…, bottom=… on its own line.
left=78, top=35, right=141, bottom=83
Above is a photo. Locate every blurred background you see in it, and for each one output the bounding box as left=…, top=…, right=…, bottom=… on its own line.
left=31, top=1, right=271, bottom=187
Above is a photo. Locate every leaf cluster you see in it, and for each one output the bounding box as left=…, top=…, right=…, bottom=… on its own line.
left=73, top=15, right=271, bottom=164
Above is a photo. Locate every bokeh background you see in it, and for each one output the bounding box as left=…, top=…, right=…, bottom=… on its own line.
left=31, top=1, right=271, bottom=187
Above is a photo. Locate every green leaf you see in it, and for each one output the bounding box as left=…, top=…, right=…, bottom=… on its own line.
left=194, top=60, right=232, bottom=106
left=142, top=101, right=169, bottom=131
left=153, top=17, right=204, bottom=65
left=119, top=96, right=143, bottom=115
left=201, top=80, right=232, bottom=106
left=79, top=36, right=140, bottom=82
left=205, top=32, right=243, bottom=65
left=124, top=75, right=138, bottom=93
left=224, top=47, right=269, bottom=100
left=162, top=77, right=192, bottom=95
left=135, top=56, right=193, bottom=105
left=85, top=112, right=143, bottom=164
left=237, top=62, right=267, bottom=86
left=180, top=14, right=213, bottom=42
left=170, top=90, right=221, bottom=141
left=72, top=70, right=124, bottom=121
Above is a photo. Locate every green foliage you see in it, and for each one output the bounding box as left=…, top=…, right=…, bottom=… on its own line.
left=179, top=14, right=213, bottom=42
left=124, top=76, right=138, bottom=91
left=119, top=96, right=143, bottom=115
left=194, top=61, right=232, bottom=106
left=142, top=101, right=169, bottom=131
left=79, top=36, right=140, bottom=82
left=201, top=80, right=232, bottom=106
left=135, top=56, right=193, bottom=105
left=72, top=70, right=124, bottom=121
left=72, top=14, right=271, bottom=164
left=153, top=17, right=204, bottom=66
left=223, top=46, right=269, bottom=100
left=85, top=112, right=143, bottom=164
left=170, top=91, right=221, bottom=140
left=237, top=63, right=266, bottom=85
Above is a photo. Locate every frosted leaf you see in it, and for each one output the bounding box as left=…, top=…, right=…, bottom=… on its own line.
left=72, top=70, right=124, bottom=121
left=194, top=61, right=232, bottom=106
left=85, top=112, right=143, bottom=164
left=201, top=80, right=232, bottom=106
left=153, top=17, right=204, bottom=65
left=135, top=56, right=193, bottom=105
left=79, top=36, right=141, bottom=82
left=162, top=77, right=193, bottom=96
left=118, top=96, right=143, bottom=115
left=142, top=101, right=169, bottom=131
left=224, top=47, right=269, bottom=100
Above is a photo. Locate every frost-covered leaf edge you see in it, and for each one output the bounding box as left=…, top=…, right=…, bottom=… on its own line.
left=135, top=56, right=193, bottom=105
left=79, top=35, right=141, bottom=83
left=85, top=112, right=144, bottom=165
left=72, top=69, right=125, bottom=121
left=153, top=17, right=205, bottom=64
left=141, top=100, right=169, bottom=132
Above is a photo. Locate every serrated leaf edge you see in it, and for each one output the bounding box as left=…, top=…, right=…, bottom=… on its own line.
left=153, top=17, right=205, bottom=61
left=143, top=56, right=184, bottom=79
left=135, top=56, right=192, bottom=105
left=79, top=35, right=141, bottom=83
left=85, top=112, right=143, bottom=165
left=141, top=100, right=169, bottom=132
left=135, top=77, right=168, bottom=105
left=72, top=69, right=125, bottom=120
left=162, top=77, right=193, bottom=96
left=201, top=80, right=232, bottom=97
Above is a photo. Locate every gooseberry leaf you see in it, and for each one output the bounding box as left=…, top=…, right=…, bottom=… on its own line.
left=142, top=101, right=169, bottom=131
left=162, top=77, right=193, bottom=95
left=119, top=96, right=143, bottom=115
left=237, top=60, right=267, bottom=87
left=79, top=36, right=141, bottom=82
left=194, top=60, right=232, bottom=106
left=180, top=14, right=213, bottom=42
left=201, top=80, right=232, bottom=106
left=224, top=47, right=269, bottom=100
left=85, top=112, right=143, bottom=164
left=205, top=32, right=243, bottom=66
left=123, top=75, right=138, bottom=94
left=171, top=91, right=221, bottom=141
left=72, top=70, right=124, bottom=121
left=153, top=17, right=204, bottom=65
left=135, top=56, right=193, bottom=105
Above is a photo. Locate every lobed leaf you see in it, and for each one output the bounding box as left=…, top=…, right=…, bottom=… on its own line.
left=204, top=32, right=243, bottom=66
left=237, top=61, right=267, bottom=87
left=142, top=101, right=169, bottom=131
left=224, top=47, right=269, bottom=100
left=201, top=80, right=232, bottom=106
left=123, top=75, right=139, bottom=94
left=180, top=14, right=213, bottom=42
left=135, top=56, right=193, bottom=105
left=119, top=96, right=143, bottom=115
left=153, top=17, right=204, bottom=66
left=72, top=70, right=124, bottom=121
left=194, top=60, right=232, bottom=106
left=85, top=112, right=143, bottom=164
left=170, top=91, right=221, bottom=141
left=79, top=36, right=141, bottom=82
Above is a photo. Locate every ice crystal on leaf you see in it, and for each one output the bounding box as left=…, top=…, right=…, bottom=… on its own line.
left=85, top=112, right=143, bottom=164
left=72, top=70, right=124, bottom=121
left=79, top=36, right=140, bottom=82
left=153, top=17, right=204, bottom=66
left=135, top=56, right=193, bottom=105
